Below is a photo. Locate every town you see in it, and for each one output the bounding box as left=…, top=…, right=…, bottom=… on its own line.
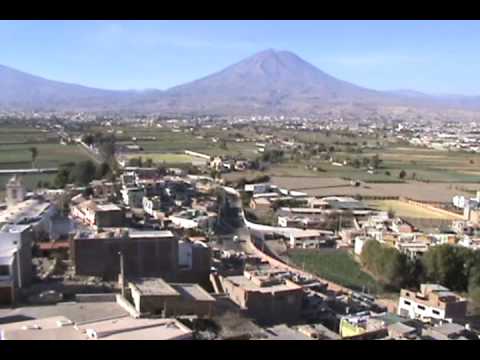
left=1, top=113, right=480, bottom=340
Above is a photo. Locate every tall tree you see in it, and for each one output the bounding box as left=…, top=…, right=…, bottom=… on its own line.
left=29, top=146, right=38, bottom=169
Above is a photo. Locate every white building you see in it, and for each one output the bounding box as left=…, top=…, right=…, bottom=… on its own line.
left=397, top=284, right=467, bottom=323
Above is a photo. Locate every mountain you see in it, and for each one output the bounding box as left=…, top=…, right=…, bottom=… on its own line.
left=1, top=49, right=480, bottom=115
left=0, top=64, right=161, bottom=112
left=159, top=49, right=395, bottom=114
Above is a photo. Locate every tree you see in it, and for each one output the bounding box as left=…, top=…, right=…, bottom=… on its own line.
left=371, top=154, right=382, bottom=169
left=387, top=208, right=396, bottom=219
left=95, top=162, right=111, bottom=180
left=144, top=158, right=154, bottom=168
left=29, top=147, right=38, bottom=169
left=82, top=134, right=95, bottom=147
left=69, top=160, right=97, bottom=186
left=54, top=166, right=72, bottom=188
left=353, top=158, right=361, bottom=168
left=399, top=169, right=407, bottom=179
left=362, top=157, right=370, bottom=167
left=421, top=245, right=467, bottom=291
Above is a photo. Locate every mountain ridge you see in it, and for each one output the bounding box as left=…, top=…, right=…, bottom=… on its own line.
left=1, top=49, right=480, bottom=115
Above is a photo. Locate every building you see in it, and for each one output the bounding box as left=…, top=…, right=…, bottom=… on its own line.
left=0, top=224, right=33, bottom=305
left=422, top=322, right=478, bottom=340
left=127, top=277, right=216, bottom=317
left=397, top=284, right=468, bottom=322
left=71, top=229, right=211, bottom=284
left=0, top=315, right=193, bottom=340
left=177, top=240, right=211, bottom=284
left=244, top=183, right=271, bottom=194
left=143, top=196, right=162, bottom=217
left=221, top=267, right=304, bottom=325
left=70, top=200, right=125, bottom=228
left=0, top=196, right=55, bottom=237
left=120, top=187, right=145, bottom=208
left=249, top=197, right=272, bottom=211
left=287, top=229, right=335, bottom=249
left=71, top=229, right=178, bottom=280
left=339, top=312, right=407, bottom=339
left=5, top=175, right=26, bottom=207
left=169, top=209, right=217, bottom=231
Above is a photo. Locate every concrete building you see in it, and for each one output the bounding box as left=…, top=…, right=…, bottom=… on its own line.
left=127, top=277, right=216, bottom=317
left=249, top=197, right=272, bottom=211
left=120, top=187, right=144, bottom=208
left=5, top=175, right=26, bottom=207
left=221, top=267, right=304, bottom=325
left=422, top=322, right=478, bottom=340
left=143, top=196, right=162, bottom=217
left=169, top=209, right=217, bottom=231
left=0, top=315, right=193, bottom=340
left=0, top=196, right=56, bottom=237
left=397, top=284, right=468, bottom=322
left=71, top=229, right=178, bottom=280
left=70, top=200, right=125, bottom=228
left=0, top=224, right=33, bottom=305
left=71, top=230, right=210, bottom=284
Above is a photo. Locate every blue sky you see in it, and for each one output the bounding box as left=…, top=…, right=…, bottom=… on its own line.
left=1, top=20, right=479, bottom=95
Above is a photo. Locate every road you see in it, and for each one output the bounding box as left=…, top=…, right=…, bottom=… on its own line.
left=76, top=142, right=103, bottom=165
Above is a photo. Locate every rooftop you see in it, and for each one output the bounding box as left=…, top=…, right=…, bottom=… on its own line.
left=0, top=198, right=52, bottom=225
left=225, top=275, right=301, bottom=293
left=129, top=277, right=180, bottom=297
left=76, top=316, right=192, bottom=340
left=172, top=283, right=216, bottom=302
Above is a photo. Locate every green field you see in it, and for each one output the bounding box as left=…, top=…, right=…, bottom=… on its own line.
left=122, top=153, right=197, bottom=164
left=288, top=249, right=383, bottom=294
left=0, top=143, right=91, bottom=170
left=0, top=130, right=91, bottom=192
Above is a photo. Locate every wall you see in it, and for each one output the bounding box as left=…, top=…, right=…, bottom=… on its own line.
left=71, top=236, right=178, bottom=281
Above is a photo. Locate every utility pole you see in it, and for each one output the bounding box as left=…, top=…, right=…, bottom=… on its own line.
left=118, top=251, right=125, bottom=297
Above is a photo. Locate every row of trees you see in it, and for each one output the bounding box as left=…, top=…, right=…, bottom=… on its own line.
left=360, top=240, right=480, bottom=309
left=54, top=160, right=112, bottom=188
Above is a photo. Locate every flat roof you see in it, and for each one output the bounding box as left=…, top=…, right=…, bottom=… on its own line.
left=225, top=275, right=301, bottom=293
left=96, top=203, right=122, bottom=212
left=76, top=316, right=192, bottom=340
left=172, top=283, right=216, bottom=302
left=0, top=302, right=129, bottom=325
left=129, top=277, right=180, bottom=297
left=262, top=325, right=313, bottom=340
left=0, top=316, right=85, bottom=340
left=0, top=199, right=51, bottom=224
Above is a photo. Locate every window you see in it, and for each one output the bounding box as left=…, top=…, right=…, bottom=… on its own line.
left=432, top=310, right=440, bottom=315
left=403, top=300, right=411, bottom=306
left=405, top=292, right=410, bottom=297
left=0, top=265, right=10, bottom=276
left=417, top=305, right=426, bottom=311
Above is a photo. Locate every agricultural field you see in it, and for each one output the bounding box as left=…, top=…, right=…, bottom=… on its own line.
left=111, top=126, right=259, bottom=161
left=269, top=176, right=472, bottom=202
left=0, top=125, right=91, bottom=191
left=288, top=249, right=383, bottom=294
left=121, top=153, right=198, bottom=164
left=0, top=143, right=91, bottom=170
left=365, top=200, right=461, bottom=220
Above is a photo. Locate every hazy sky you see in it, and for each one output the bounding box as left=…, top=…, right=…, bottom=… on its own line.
left=1, top=20, right=479, bottom=95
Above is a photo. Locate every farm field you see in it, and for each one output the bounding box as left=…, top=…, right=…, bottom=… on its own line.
left=121, top=153, right=198, bottom=164
left=365, top=200, right=461, bottom=220
left=269, top=176, right=473, bottom=202
left=0, top=143, right=90, bottom=170
left=288, top=249, right=383, bottom=294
